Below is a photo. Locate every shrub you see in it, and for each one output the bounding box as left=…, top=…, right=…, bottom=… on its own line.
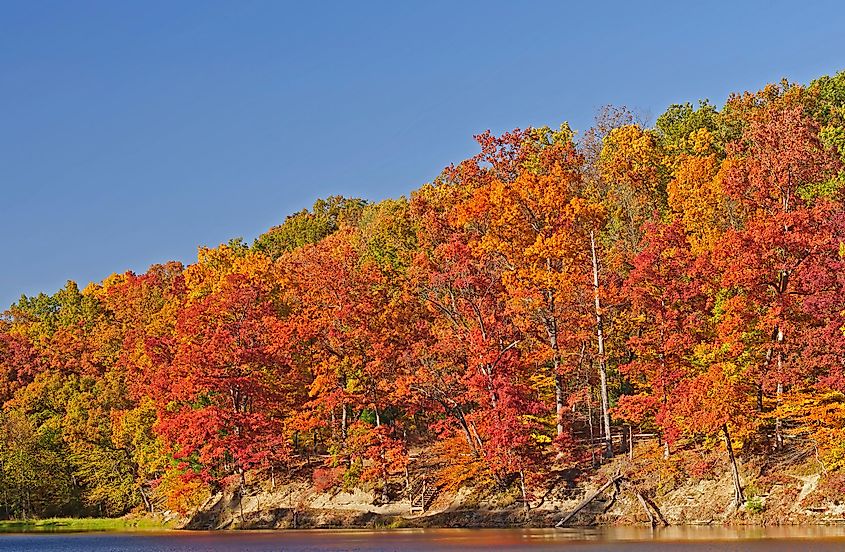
left=312, top=466, right=345, bottom=493
left=746, top=495, right=765, bottom=514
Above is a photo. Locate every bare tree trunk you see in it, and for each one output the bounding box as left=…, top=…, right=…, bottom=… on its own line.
left=775, top=380, right=783, bottom=449
left=587, top=387, right=596, bottom=466
left=554, top=365, right=564, bottom=438
left=590, top=230, right=613, bottom=458
left=542, top=262, right=566, bottom=440
left=468, top=419, right=485, bottom=453
left=237, top=469, right=245, bottom=521
left=139, top=486, right=153, bottom=513
left=722, top=424, right=745, bottom=509
left=520, top=470, right=529, bottom=513
left=775, top=328, right=784, bottom=450
left=451, top=405, right=476, bottom=454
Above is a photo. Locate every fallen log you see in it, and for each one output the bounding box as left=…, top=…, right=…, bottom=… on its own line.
left=556, top=475, right=623, bottom=527
left=602, top=479, right=620, bottom=513
left=642, top=493, right=669, bottom=526
left=619, top=479, right=668, bottom=527
left=635, top=491, right=655, bottom=526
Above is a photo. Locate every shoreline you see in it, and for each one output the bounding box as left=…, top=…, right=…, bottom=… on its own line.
left=3, top=521, right=845, bottom=538
left=5, top=513, right=845, bottom=534
left=0, top=517, right=171, bottom=534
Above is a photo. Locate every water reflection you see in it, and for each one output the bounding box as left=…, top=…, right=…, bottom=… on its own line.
left=2, top=527, right=845, bottom=551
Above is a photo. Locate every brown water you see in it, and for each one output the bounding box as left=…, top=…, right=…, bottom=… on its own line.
left=2, top=527, right=845, bottom=551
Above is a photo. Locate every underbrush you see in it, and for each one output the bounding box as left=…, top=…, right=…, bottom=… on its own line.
left=0, top=516, right=168, bottom=533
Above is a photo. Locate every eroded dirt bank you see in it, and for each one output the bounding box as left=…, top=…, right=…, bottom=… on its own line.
left=182, top=444, right=845, bottom=530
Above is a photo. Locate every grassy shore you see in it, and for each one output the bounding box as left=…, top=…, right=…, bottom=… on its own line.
left=0, top=516, right=170, bottom=533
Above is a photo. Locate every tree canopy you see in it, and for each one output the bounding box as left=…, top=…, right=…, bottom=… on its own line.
left=2, top=71, right=845, bottom=518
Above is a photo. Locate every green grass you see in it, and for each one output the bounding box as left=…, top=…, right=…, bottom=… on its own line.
left=0, top=516, right=170, bottom=533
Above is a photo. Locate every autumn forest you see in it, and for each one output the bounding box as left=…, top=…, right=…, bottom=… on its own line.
left=2, top=72, right=845, bottom=520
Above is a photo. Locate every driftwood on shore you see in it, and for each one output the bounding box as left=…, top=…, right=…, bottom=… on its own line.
left=555, top=475, right=623, bottom=527
left=634, top=491, right=655, bottom=526
left=556, top=474, right=668, bottom=528
left=632, top=489, right=668, bottom=527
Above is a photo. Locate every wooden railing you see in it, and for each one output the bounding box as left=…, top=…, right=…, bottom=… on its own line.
left=573, top=426, right=659, bottom=457
left=409, top=477, right=438, bottom=513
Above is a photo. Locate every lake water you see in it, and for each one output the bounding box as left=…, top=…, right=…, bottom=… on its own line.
left=2, top=527, right=845, bottom=551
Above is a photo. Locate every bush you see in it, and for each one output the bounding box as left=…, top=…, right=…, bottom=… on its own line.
left=312, top=466, right=345, bottom=493
left=746, top=495, right=765, bottom=513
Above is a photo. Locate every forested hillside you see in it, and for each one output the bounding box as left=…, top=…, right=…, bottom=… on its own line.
left=2, top=72, right=845, bottom=520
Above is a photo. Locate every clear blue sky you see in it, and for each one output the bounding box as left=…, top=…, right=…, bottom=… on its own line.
left=2, top=0, right=844, bottom=308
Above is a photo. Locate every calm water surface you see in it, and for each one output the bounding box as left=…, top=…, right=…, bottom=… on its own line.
left=2, top=527, right=845, bottom=551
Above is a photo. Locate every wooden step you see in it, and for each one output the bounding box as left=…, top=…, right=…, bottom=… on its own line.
left=409, top=479, right=438, bottom=513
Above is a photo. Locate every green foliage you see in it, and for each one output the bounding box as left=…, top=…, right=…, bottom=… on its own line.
left=655, top=100, right=720, bottom=153
left=357, top=198, right=416, bottom=272
left=809, top=72, right=845, bottom=185
left=797, top=172, right=845, bottom=201
left=252, top=196, right=367, bottom=258
left=343, top=460, right=363, bottom=491
left=743, top=481, right=764, bottom=513
left=809, top=70, right=845, bottom=128
left=0, top=410, right=81, bottom=519
left=0, top=516, right=168, bottom=533
left=745, top=495, right=765, bottom=514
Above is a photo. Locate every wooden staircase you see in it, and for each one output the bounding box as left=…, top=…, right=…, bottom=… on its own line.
left=409, top=478, right=438, bottom=513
